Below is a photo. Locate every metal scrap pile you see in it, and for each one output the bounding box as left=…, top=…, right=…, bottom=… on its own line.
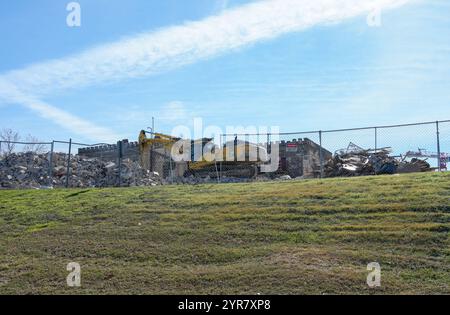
left=324, top=143, right=432, bottom=177
left=325, top=143, right=397, bottom=177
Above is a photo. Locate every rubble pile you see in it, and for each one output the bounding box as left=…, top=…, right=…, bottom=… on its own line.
left=325, top=148, right=396, bottom=177
left=325, top=143, right=433, bottom=177
left=0, top=152, right=162, bottom=189
left=397, top=158, right=432, bottom=173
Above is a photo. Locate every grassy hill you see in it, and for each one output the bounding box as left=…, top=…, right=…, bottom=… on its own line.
left=0, top=172, right=449, bottom=294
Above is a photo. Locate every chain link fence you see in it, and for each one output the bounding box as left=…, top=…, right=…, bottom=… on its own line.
left=1, top=119, right=449, bottom=188
left=219, top=120, right=450, bottom=179
left=0, top=137, right=177, bottom=188
left=0, top=139, right=112, bottom=188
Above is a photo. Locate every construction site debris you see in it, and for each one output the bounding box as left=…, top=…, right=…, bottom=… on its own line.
left=325, top=143, right=433, bottom=177
left=397, top=158, right=432, bottom=174
left=0, top=152, right=256, bottom=189
left=0, top=152, right=162, bottom=189
left=0, top=143, right=437, bottom=189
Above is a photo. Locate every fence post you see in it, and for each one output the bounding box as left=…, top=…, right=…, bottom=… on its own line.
left=48, top=141, right=54, bottom=186
left=256, top=133, right=260, bottom=162
left=215, top=162, right=220, bottom=184
left=169, top=155, right=173, bottom=179
left=66, top=138, right=72, bottom=188
left=234, top=134, right=238, bottom=161
left=150, top=142, right=153, bottom=172
left=374, top=127, right=378, bottom=152
left=436, top=121, right=441, bottom=172
left=219, top=134, right=223, bottom=180
left=319, top=131, right=324, bottom=179
left=245, top=134, right=249, bottom=163
left=117, top=141, right=123, bottom=187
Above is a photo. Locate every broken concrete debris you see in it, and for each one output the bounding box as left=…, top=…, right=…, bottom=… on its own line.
left=0, top=152, right=260, bottom=189
left=0, top=152, right=162, bottom=189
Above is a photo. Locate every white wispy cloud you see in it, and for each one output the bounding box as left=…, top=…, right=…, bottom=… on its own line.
left=0, top=79, right=120, bottom=142
left=159, top=101, right=190, bottom=123
left=0, top=0, right=411, bottom=141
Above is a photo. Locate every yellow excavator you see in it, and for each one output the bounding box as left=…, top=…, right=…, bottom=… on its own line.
left=138, top=130, right=180, bottom=170
left=138, top=130, right=266, bottom=178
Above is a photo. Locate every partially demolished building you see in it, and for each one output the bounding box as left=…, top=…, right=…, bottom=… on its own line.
left=78, top=137, right=331, bottom=179
left=277, top=138, right=332, bottom=178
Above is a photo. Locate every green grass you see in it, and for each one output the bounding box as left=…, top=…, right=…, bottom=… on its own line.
left=0, top=172, right=449, bottom=294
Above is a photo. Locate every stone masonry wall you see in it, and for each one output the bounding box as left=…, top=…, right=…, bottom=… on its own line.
left=78, top=140, right=140, bottom=162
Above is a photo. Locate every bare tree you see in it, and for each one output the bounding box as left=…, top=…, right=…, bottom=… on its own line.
left=23, top=134, right=47, bottom=154
left=0, top=128, right=20, bottom=156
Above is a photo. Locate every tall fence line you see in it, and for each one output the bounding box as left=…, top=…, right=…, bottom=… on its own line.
left=1, top=119, right=449, bottom=187
left=220, top=119, right=450, bottom=177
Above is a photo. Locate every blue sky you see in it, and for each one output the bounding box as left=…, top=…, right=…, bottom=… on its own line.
left=0, top=0, right=449, bottom=148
